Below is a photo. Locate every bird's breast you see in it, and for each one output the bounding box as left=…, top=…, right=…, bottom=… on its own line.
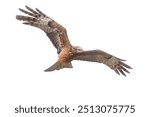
left=58, top=47, right=73, bottom=62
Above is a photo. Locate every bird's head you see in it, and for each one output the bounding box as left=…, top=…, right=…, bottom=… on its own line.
left=73, top=46, right=83, bottom=52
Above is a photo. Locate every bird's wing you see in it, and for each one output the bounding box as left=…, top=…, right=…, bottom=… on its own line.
left=16, top=5, right=71, bottom=53
left=73, top=50, right=132, bottom=76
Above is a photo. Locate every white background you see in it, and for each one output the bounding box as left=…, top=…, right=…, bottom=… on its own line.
left=0, top=0, right=150, bottom=117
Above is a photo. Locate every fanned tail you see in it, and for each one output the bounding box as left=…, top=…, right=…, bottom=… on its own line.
left=44, top=62, right=73, bottom=72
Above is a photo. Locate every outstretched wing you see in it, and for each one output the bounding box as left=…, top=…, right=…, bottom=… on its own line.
left=16, top=5, right=71, bottom=53
left=73, top=50, right=132, bottom=76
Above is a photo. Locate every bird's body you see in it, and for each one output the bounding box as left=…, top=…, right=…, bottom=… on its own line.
left=16, top=6, right=132, bottom=76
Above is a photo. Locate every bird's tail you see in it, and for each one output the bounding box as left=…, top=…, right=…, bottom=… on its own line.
left=44, top=61, right=73, bottom=72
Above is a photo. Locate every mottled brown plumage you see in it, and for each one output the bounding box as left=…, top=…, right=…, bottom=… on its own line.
left=16, top=6, right=132, bottom=76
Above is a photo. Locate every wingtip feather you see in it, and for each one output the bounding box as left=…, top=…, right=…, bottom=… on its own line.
left=25, top=5, right=30, bottom=9
left=16, top=15, right=21, bottom=20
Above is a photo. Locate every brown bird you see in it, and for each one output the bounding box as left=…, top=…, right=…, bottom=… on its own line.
left=16, top=6, right=132, bottom=76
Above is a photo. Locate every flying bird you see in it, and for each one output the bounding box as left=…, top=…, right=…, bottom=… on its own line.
left=16, top=6, right=132, bottom=76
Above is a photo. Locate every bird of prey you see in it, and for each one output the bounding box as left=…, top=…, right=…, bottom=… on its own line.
left=16, top=6, right=132, bottom=76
